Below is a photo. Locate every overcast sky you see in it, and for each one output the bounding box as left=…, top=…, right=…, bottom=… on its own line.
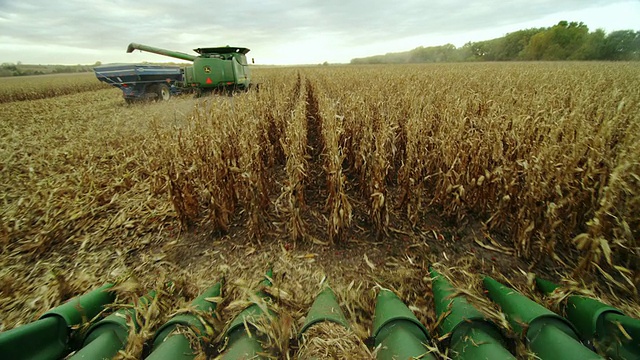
left=0, top=0, right=638, bottom=65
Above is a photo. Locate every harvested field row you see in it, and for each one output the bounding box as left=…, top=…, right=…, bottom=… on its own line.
left=0, top=72, right=110, bottom=103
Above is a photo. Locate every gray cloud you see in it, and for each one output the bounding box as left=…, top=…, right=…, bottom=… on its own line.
left=0, top=0, right=634, bottom=64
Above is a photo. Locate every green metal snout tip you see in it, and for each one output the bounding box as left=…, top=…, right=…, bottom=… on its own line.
left=145, top=281, right=223, bottom=360
left=535, top=276, right=640, bottom=360
left=429, top=267, right=515, bottom=359
left=68, top=289, right=157, bottom=360
left=300, top=287, right=349, bottom=336
left=484, top=276, right=603, bottom=360
left=220, top=269, right=275, bottom=360
left=534, top=276, right=560, bottom=295
left=261, top=267, right=273, bottom=288
left=0, top=283, right=115, bottom=360
left=373, top=289, right=435, bottom=360
left=430, top=267, right=486, bottom=334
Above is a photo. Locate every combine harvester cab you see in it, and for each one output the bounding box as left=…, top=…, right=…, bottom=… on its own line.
left=94, top=64, right=184, bottom=103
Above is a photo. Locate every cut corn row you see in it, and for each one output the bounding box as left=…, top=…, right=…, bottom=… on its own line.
left=0, top=73, right=111, bottom=103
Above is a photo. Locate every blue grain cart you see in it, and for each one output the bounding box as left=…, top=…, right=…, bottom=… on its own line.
left=94, top=64, right=185, bottom=103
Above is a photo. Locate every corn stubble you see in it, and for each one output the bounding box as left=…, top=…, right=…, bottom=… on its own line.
left=0, top=73, right=110, bottom=103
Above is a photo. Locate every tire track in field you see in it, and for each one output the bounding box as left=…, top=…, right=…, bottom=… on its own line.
left=305, top=79, right=323, bottom=160
left=302, top=79, right=331, bottom=240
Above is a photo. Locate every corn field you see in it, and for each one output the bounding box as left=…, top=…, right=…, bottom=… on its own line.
left=1, top=63, right=639, bottom=358
left=161, top=64, right=639, bottom=290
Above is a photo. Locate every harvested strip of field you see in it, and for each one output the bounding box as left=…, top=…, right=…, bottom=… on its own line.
left=0, top=72, right=110, bottom=103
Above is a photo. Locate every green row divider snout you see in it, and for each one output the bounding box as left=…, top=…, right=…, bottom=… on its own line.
left=220, top=269, right=275, bottom=360
left=68, top=289, right=157, bottom=360
left=483, top=276, right=603, bottom=360
left=298, top=287, right=351, bottom=360
left=429, top=268, right=515, bottom=359
left=536, top=276, right=640, bottom=360
left=372, top=289, right=435, bottom=360
left=145, top=281, right=224, bottom=360
left=299, top=287, right=349, bottom=335
left=0, top=283, right=115, bottom=360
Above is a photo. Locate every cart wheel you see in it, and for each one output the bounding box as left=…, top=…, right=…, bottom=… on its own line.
left=156, top=84, right=171, bottom=101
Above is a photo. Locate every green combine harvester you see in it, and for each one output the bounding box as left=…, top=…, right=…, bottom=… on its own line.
left=0, top=270, right=638, bottom=359
left=126, top=43, right=252, bottom=92
left=94, top=42, right=253, bottom=103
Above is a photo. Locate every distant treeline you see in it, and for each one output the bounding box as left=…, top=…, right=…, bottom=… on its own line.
left=0, top=62, right=98, bottom=77
left=0, top=61, right=191, bottom=77
left=351, top=21, right=640, bottom=64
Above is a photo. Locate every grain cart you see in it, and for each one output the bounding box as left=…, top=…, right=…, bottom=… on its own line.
left=126, top=42, right=252, bottom=93
left=94, top=64, right=184, bottom=103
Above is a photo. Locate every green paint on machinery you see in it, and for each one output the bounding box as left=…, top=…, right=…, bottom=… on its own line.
left=483, top=276, right=603, bottom=360
left=430, top=268, right=515, bottom=360
left=0, top=284, right=115, bottom=360
left=68, top=290, right=158, bottom=360
left=145, top=281, right=223, bottom=360
left=536, top=277, right=640, bottom=360
left=373, top=289, right=435, bottom=359
left=2, top=270, right=638, bottom=359
left=299, top=287, right=350, bottom=335
left=126, top=42, right=252, bottom=91
left=219, top=269, right=275, bottom=359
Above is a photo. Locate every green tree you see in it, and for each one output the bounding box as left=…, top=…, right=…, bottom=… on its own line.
left=497, top=28, right=545, bottom=60
left=603, top=30, right=640, bottom=60
left=416, top=44, right=458, bottom=62
left=350, top=21, right=639, bottom=64
left=573, top=28, right=606, bottom=60
left=462, top=40, right=501, bottom=61
left=522, top=21, right=589, bottom=60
